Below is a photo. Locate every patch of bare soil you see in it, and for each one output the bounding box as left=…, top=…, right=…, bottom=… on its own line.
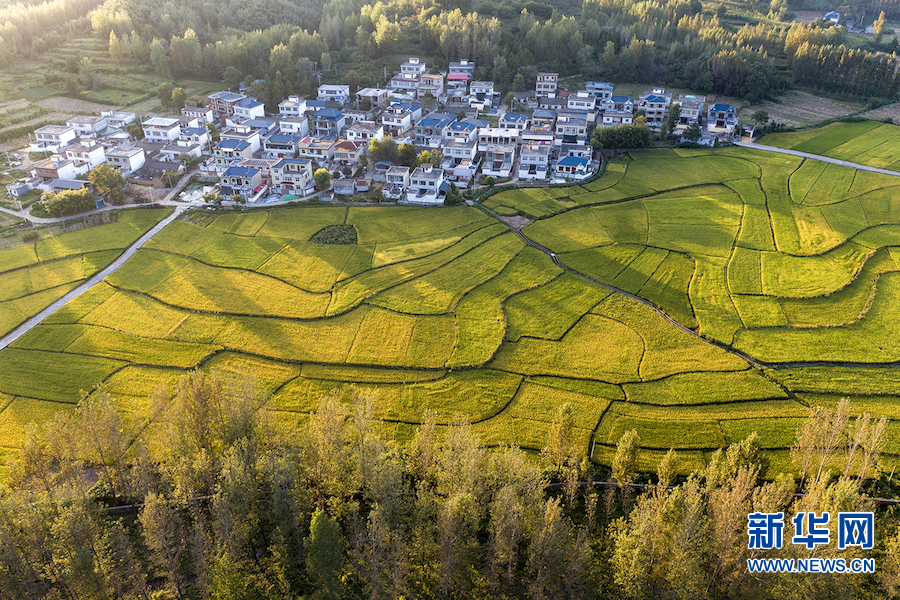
left=860, top=102, right=900, bottom=123
left=500, top=215, right=533, bottom=230
left=37, top=97, right=115, bottom=114
left=0, top=99, right=31, bottom=115
left=793, top=11, right=824, bottom=23
left=739, top=90, right=863, bottom=127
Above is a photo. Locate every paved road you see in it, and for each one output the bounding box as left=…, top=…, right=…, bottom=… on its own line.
left=734, top=141, right=900, bottom=178
left=0, top=204, right=188, bottom=351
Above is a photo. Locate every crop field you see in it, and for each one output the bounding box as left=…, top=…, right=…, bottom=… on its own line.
left=6, top=134, right=900, bottom=473
left=0, top=208, right=169, bottom=339
left=759, top=121, right=900, bottom=171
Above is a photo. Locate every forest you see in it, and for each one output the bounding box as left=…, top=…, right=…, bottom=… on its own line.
left=0, top=0, right=897, bottom=110
left=1, top=368, right=899, bottom=599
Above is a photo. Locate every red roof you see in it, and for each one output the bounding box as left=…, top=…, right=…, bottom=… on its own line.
left=447, top=74, right=469, bottom=81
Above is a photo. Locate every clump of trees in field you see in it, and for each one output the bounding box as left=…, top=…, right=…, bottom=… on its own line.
left=3, top=368, right=900, bottom=600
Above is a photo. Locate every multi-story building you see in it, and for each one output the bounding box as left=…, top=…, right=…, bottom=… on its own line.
left=66, top=115, right=108, bottom=138
left=444, top=119, right=487, bottom=142
left=296, top=136, right=336, bottom=165
left=531, top=110, right=556, bottom=131
left=208, top=91, right=247, bottom=121
left=32, top=157, right=79, bottom=180
left=180, top=106, right=214, bottom=123
left=675, top=95, right=706, bottom=134
left=263, top=134, right=303, bottom=158
left=270, top=157, right=313, bottom=195
left=232, top=97, right=265, bottom=121
left=356, top=87, right=391, bottom=109
left=401, top=57, right=427, bottom=76
left=482, top=144, right=516, bottom=178
left=100, top=110, right=136, bottom=128
left=555, top=114, right=588, bottom=145
left=448, top=60, right=475, bottom=80
left=105, top=146, right=145, bottom=176
left=708, top=104, right=738, bottom=136
left=518, top=143, right=550, bottom=180
left=220, top=125, right=262, bottom=154
left=417, top=73, right=444, bottom=100
left=278, top=95, right=306, bottom=118
left=278, top=116, right=309, bottom=137
left=585, top=82, right=614, bottom=102
left=567, top=91, right=597, bottom=112
left=317, top=84, right=351, bottom=104
left=601, top=96, right=635, bottom=127
left=639, top=87, right=673, bottom=129
left=64, top=140, right=106, bottom=169
left=213, top=139, right=254, bottom=167
left=477, top=128, right=519, bottom=152
left=220, top=165, right=264, bottom=199
left=535, top=72, right=558, bottom=98
left=554, top=156, right=592, bottom=180
left=383, top=165, right=410, bottom=200
left=414, top=113, right=456, bottom=147
left=499, top=113, right=529, bottom=130
left=142, top=117, right=181, bottom=143
left=406, top=164, right=445, bottom=204
left=30, top=125, right=77, bottom=154
left=312, top=108, right=346, bottom=138
left=347, top=121, right=384, bottom=144
left=382, top=106, right=415, bottom=137
left=441, top=138, right=479, bottom=176
left=333, top=140, right=365, bottom=165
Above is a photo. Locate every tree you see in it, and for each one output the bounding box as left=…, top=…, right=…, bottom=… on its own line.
left=156, top=81, right=175, bottom=109
left=89, top=163, right=126, bottom=205
left=397, top=143, right=417, bottom=166
left=125, top=122, right=143, bottom=140
left=202, top=191, right=223, bottom=207
left=683, top=121, right=701, bottom=142
left=369, top=137, right=398, bottom=162
left=223, top=66, right=242, bottom=91
left=416, top=149, right=443, bottom=167
left=751, top=110, right=770, bottom=126
left=305, top=509, right=345, bottom=600
left=140, top=493, right=186, bottom=599
left=314, top=168, right=331, bottom=191
left=230, top=193, right=245, bottom=205
left=874, top=11, right=886, bottom=44
left=443, top=182, right=462, bottom=205
left=422, top=91, right=435, bottom=110
left=612, top=429, right=640, bottom=487
left=664, top=103, right=681, bottom=141
left=170, top=87, right=187, bottom=111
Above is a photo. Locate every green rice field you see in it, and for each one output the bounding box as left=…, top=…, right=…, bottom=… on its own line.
left=759, top=121, right=900, bottom=171
left=5, top=137, right=900, bottom=474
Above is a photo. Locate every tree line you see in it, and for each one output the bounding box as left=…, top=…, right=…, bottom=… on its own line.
left=3, top=368, right=900, bottom=599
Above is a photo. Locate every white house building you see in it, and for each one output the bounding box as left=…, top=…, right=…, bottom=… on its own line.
left=406, top=164, right=445, bottom=204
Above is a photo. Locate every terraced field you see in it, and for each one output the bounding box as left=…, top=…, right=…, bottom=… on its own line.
left=759, top=121, right=900, bottom=171
left=4, top=140, right=900, bottom=473
left=0, top=208, right=169, bottom=340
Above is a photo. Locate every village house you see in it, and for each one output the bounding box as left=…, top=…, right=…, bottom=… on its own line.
left=220, top=125, right=261, bottom=153
left=555, top=155, right=592, bottom=180
left=347, top=121, right=384, bottom=144
left=105, top=146, right=145, bottom=176
left=263, top=134, right=303, bottom=158
left=278, top=96, right=306, bottom=117
left=208, top=91, right=247, bottom=121
left=448, top=60, right=475, bottom=81
left=31, top=125, right=77, bottom=154
left=415, top=113, right=456, bottom=147
left=181, top=106, right=214, bottom=123
left=482, top=144, right=516, bottom=179
left=499, top=113, right=529, bottom=130
left=418, top=73, right=444, bottom=100
left=477, top=127, right=519, bottom=152
left=220, top=165, right=265, bottom=200
left=406, top=164, right=445, bottom=204
left=531, top=110, right=556, bottom=131
left=555, top=113, right=588, bottom=146
left=707, top=103, right=738, bottom=136
left=318, top=84, right=351, bottom=105
left=676, top=95, right=706, bottom=134
left=142, top=116, right=181, bottom=143
left=601, top=96, right=635, bottom=127
left=383, top=165, right=411, bottom=199
left=32, top=157, right=80, bottom=181
left=64, top=140, right=106, bottom=169
left=356, top=87, right=391, bottom=109
left=270, top=158, right=314, bottom=195
left=586, top=82, right=614, bottom=102
left=444, top=118, right=487, bottom=142
left=441, top=138, right=479, bottom=182
left=333, top=140, right=366, bottom=165
left=296, top=136, right=336, bottom=165
left=382, top=105, right=415, bottom=137
left=639, top=88, right=673, bottom=129
left=278, top=116, right=309, bottom=137
left=535, top=72, right=559, bottom=98
left=100, top=110, right=136, bottom=128
left=518, top=143, right=550, bottom=180
left=66, top=115, right=108, bottom=138
left=567, top=91, right=597, bottom=112
left=312, top=108, right=346, bottom=138
left=213, top=139, right=254, bottom=167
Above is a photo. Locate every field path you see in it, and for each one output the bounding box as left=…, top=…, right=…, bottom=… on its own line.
left=0, top=205, right=188, bottom=351
left=735, top=141, right=900, bottom=178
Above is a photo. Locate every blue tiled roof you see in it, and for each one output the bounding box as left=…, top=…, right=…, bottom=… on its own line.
left=223, top=166, right=259, bottom=177
left=212, top=91, right=245, bottom=102
left=610, top=96, right=633, bottom=103
left=558, top=156, right=589, bottom=167
left=532, top=110, right=556, bottom=119
left=417, top=113, right=456, bottom=128
left=501, top=113, right=527, bottom=122
left=644, top=95, right=666, bottom=103
left=236, top=97, right=263, bottom=109
left=314, top=108, right=343, bottom=119
left=181, top=127, right=207, bottom=136
left=709, top=103, right=736, bottom=113
left=218, top=139, right=250, bottom=150
left=266, top=134, right=300, bottom=144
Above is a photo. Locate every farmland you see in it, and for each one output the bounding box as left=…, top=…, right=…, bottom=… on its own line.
left=4, top=141, right=900, bottom=473
left=759, top=121, right=900, bottom=171
left=0, top=208, right=169, bottom=340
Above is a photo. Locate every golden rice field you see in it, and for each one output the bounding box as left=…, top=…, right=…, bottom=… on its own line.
left=4, top=136, right=900, bottom=475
